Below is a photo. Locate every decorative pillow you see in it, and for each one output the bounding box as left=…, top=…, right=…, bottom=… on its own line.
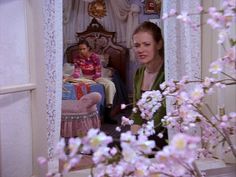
left=101, top=67, right=113, bottom=78
left=63, top=63, right=74, bottom=76
left=98, top=54, right=113, bottom=78
left=99, top=53, right=110, bottom=67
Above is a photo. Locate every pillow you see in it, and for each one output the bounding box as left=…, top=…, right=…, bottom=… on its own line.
left=101, top=67, right=113, bottom=78
left=99, top=53, right=110, bottom=67
left=63, top=63, right=74, bottom=76
left=98, top=53, right=113, bottom=78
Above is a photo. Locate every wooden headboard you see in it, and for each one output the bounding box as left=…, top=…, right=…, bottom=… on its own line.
left=65, top=18, right=129, bottom=85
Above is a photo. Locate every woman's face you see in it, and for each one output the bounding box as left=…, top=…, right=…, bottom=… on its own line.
left=78, top=44, right=90, bottom=57
left=133, top=32, right=159, bottom=64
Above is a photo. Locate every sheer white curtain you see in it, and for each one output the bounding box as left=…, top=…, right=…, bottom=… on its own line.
left=163, top=0, right=201, bottom=139
left=106, top=0, right=140, bottom=47
left=63, top=0, right=92, bottom=50
left=63, top=0, right=140, bottom=50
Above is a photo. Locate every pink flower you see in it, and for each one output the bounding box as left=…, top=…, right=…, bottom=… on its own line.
left=207, top=18, right=220, bottom=29
left=116, top=126, right=121, bottom=132
left=209, top=59, right=224, bottom=74
left=137, top=90, right=163, bottom=120
left=157, top=132, right=163, bottom=138
left=203, top=77, right=215, bottom=87
left=177, top=11, right=191, bottom=23
left=208, top=7, right=217, bottom=15
left=110, top=147, right=118, bottom=155
left=190, top=85, right=204, bottom=103
left=132, top=107, right=138, bottom=113
left=160, top=81, right=167, bottom=90
left=177, top=91, right=189, bottom=105
left=162, top=13, right=168, bottom=20
left=197, top=5, right=203, bottom=13
left=121, top=116, right=134, bottom=126
left=215, top=82, right=226, bottom=88
left=37, top=156, right=47, bottom=165
left=223, top=47, right=236, bottom=67
left=121, top=103, right=127, bottom=109
left=217, top=30, right=227, bottom=44
left=220, top=122, right=227, bottom=128
left=169, top=9, right=177, bottom=16
left=222, top=115, right=228, bottom=121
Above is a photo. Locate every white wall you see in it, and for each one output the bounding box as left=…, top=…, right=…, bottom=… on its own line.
left=0, top=0, right=48, bottom=176
left=0, top=1, right=32, bottom=176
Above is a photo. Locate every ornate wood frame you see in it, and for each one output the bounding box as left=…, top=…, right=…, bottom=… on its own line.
left=65, top=18, right=129, bottom=85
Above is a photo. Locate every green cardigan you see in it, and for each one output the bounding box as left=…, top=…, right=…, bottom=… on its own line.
left=132, top=65, right=166, bottom=131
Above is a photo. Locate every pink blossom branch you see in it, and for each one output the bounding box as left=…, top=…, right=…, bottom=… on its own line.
left=197, top=103, right=236, bottom=158
left=224, top=81, right=236, bottom=85
left=222, top=128, right=236, bottom=157
left=221, top=71, right=236, bottom=81
left=194, top=104, right=226, bottom=140
left=173, top=156, right=199, bottom=177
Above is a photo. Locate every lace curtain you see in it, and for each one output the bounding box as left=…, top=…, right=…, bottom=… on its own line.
left=43, top=0, right=63, bottom=171
left=63, top=0, right=140, bottom=50
left=163, top=0, right=201, bottom=139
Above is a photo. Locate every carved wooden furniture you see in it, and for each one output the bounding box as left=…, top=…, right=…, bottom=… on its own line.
left=65, top=18, right=129, bottom=85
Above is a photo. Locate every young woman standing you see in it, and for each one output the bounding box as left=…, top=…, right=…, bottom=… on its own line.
left=131, top=21, right=168, bottom=150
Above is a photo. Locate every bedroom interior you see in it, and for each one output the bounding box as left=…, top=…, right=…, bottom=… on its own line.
left=1, top=0, right=235, bottom=177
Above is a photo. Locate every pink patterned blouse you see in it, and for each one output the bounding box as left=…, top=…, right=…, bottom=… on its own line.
left=72, top=52, right=101, bottom=80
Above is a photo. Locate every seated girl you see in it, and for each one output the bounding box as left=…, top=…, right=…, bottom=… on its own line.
left=70, top=39, right=117, bottom=124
